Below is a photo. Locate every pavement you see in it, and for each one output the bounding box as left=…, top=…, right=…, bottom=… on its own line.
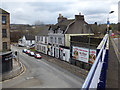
left=1, top=58, right=24, bottom=82
left=106, top=38, right=120, bottom=88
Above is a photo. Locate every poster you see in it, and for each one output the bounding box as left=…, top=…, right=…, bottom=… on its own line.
left=72, top=46, right=89, bottom=63
left=88, top=49, right=96, bottom=64
left=72, top=46, right=96, bottom=64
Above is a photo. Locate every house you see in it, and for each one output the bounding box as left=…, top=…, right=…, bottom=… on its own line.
left=35, top=13, right=95, bottom=63
left=35, top=26, right=49, bottom=55
left=18, top=35, right=35, bottom=47
left=0, top=8, right=13, bottom=73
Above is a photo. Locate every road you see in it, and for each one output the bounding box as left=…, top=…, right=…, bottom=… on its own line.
left=113, top=38, right=120, bottom=52
left=2, top=46, right=84, bottom=88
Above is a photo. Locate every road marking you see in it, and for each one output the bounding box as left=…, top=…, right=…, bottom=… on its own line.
left=1, top=62, right=26, bottom=83
left=111, top=38, right=120, bottom=63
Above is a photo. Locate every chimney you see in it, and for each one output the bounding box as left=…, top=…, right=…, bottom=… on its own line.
left=58, top=13, right=67, bottom=23
left=59, top=13, right=62, bottom=18
left=75, top=13, right=84, bottom=21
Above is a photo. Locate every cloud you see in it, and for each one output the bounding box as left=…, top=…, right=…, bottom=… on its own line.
left=28, top=2, right=70, bottom=12
left=1, top=0, right=119, bottom=24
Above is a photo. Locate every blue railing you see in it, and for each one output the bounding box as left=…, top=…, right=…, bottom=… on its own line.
left=82, top=34, right=109, bottom=89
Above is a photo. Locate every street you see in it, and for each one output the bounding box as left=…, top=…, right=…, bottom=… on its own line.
left=113, top=38, right=120, bottom=52
left=2, top=46, right=84, bottom=88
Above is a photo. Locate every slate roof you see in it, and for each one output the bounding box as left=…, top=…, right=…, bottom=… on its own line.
left=0, top=8, right=9, bottom=14
left=25, top=35, right=35, bottom=40
left=49, top=19, right=74, bottom=31
left=36, top=25, right=49, bottom=36
left=65, top=20, right=94, bottom=34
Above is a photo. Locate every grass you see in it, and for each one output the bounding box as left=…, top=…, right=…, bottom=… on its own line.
left=29, top=47, right=35, bottom=52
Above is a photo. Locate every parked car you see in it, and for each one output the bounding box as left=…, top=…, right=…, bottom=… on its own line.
left=111, top=33, right=115, bottom=36
left=34, top=54, right=42, bottom=59
left=26, top=50, right=30, bottom=54
left=29, top=51, right=35, bottom=56
left=22, top=49, right=27, bottom=53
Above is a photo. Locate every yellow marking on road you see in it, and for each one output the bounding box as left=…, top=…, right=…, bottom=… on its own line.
left=111, top=38, right=120, bottom=63
left=1, top=62, right=26, bottom=83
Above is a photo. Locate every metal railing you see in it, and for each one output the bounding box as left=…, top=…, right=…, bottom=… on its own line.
left=82, top=34, right=109, bottom=89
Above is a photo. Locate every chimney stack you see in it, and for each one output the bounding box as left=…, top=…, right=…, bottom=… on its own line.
left=75, top=13, right=84, bottom=21
left=58, top=13, right=67, bottom=23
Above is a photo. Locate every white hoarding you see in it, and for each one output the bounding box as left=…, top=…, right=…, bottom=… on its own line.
left=72, top=46, right=96, bottom=64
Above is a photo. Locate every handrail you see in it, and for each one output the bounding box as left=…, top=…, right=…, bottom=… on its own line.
left=81, top=34, right=108, bottom=89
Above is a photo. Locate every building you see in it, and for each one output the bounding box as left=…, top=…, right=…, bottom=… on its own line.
left=35, top=26, right=49, bottom=55
left=18, top=35, right=35, bottom=47
left=0, top=8, right=10, bottom=52
left=0, top=8, right=13, bottom=74
left=35, top=13, right=94, bottom=64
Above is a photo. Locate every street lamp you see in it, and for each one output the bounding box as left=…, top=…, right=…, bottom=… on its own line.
left=107, top=11, right=114, bottom=34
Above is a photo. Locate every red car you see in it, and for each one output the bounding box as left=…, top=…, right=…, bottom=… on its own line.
left=26, top=50, right=30, bottom=54
left=34, top=54, right=42, bottom=59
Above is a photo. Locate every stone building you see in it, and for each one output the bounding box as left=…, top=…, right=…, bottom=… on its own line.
left=0, top=8, right=10, bottom=52
left=0, top=8, right=12, bottom=74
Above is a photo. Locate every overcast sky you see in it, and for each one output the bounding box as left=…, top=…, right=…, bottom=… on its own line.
left=1, top=0, right=119, bottom=25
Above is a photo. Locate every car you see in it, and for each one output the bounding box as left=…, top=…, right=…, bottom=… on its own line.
left=26, top=50, right=30, bottom=54
left=22, top=49, right=27, bottom=53
left=111, top=33, right=115, bottom=36
left=34, top=54, right=42, bottom=59
left=29, top=51, right=35, bottom=56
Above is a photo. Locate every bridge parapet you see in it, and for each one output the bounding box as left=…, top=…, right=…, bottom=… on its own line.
left=82, top=34, right=109, bottom=89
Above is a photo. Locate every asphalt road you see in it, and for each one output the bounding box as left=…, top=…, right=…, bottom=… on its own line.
left=2, top=46, right=84, bottom=88
left=113, top=38, right=120, bottom=52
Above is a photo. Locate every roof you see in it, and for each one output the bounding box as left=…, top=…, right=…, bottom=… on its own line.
left=65, top=20, right=94, bottom=34
left=25, top=35, right=35, bottom=40
left=49, top=19, right=74, bottom=31
left=36, top=25, right=49, bottom=36
left=0, top=8, right=9, bottom=14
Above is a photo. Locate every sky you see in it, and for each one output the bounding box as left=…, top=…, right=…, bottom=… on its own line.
left=1, top=0, right=120, bottom=25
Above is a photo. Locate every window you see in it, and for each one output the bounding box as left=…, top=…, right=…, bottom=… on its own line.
left=2, top=16, right=6, bottom=24
left=37, top=36, right=39, bottom=42
left=58, top=38, right=62, bottom=44
left=50, top=37, right=53, bottom=43
left=2, top=29, right=7, bottom=37
left=3, top=42, right=7, bottom=50
left=41, top=37, right=43, bottom=42
left=45, top=37, right=47, bottom=43
left=55, top=37, right=57, bottom=43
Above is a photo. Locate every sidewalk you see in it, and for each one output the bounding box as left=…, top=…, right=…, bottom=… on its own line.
left=106, top=38, right=119, bottom=88
left=1, top=58, right=24, bottom=81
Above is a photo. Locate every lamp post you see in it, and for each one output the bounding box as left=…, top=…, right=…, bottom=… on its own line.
left=107, top=11, right=114, bottom=34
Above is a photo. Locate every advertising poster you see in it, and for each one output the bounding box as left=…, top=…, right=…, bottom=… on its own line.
left=88, top=49, right=96, bottom=64
left=72, top=46, right=96, bottom=64
left=72, top=46, right=89, bottom=63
